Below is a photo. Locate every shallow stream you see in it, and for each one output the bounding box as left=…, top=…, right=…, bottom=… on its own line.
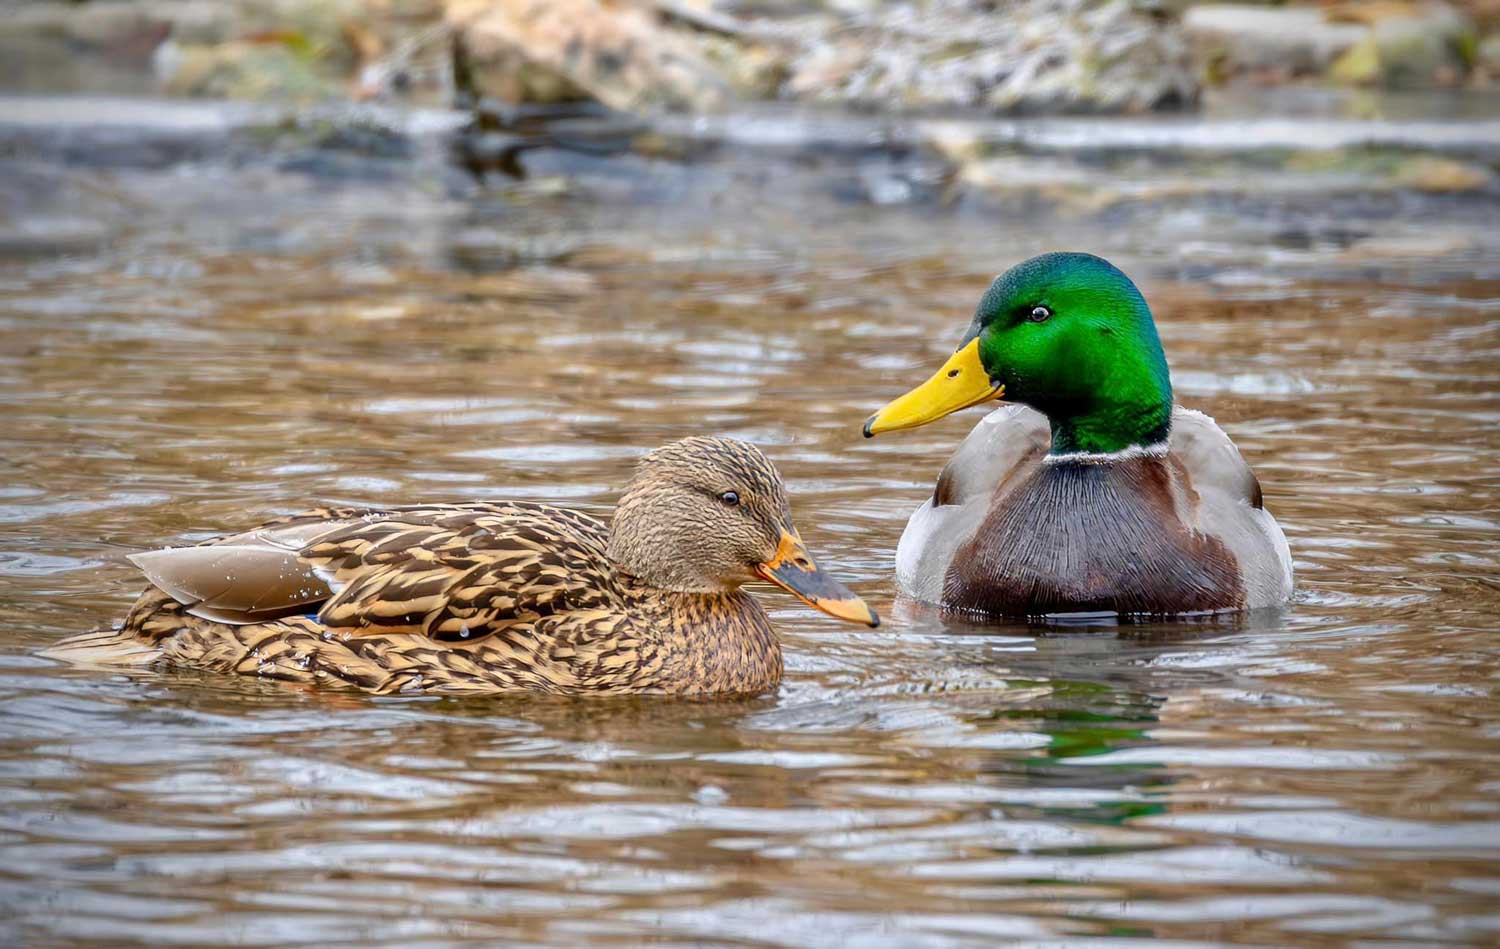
left=1, top=94, right=1497, bottom=946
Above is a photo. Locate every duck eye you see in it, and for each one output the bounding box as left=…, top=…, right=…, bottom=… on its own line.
left=1028, top=305, right=1052, bottom=323
left=719, top=491, right=740, bottom=507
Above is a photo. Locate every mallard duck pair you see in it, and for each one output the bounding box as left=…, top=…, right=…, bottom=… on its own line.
left=52, top=253, right=1290, bottom=695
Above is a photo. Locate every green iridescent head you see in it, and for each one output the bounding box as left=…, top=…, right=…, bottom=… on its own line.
left=864, top=253, right=1174, bottom=454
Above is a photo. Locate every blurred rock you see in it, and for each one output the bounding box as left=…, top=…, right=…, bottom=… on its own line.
left=2, top=0, right=451, bottom=103
left=1390, top=154, right=1494, bottom=190
left=1374, top=5, right=1477, bottom=86
left=1183, top=4, right=1366, bottom=78
left=954, top=156, right=1127, bottom=212
left=1339, top=231, right=1479, bottom=260
left=444, top=0, right=1196, bottom=115
left=0, top=2, right=174, bottom=93
left=15, top=0, right=1494, bottom=117
left=783, top=0, right=1198, bottom=113
left=1187, top=1, right=1479, bottom=90
left=1327, top=33, right=1383, bottom=85
left=993, top=0, right=1198, bottom=112
left=694, top=32, right=793, bottom=101
left=1328, top=2, right=1477, bottom=88
left=0, top=217, right=114, bottom=257
left=446, top=0, right=731, bottom=111
left=1480, top=32, right=1500, bottom=77
left=945, top=140, right=1499, bottom=213
left=160, top=41, right=342, bottom=101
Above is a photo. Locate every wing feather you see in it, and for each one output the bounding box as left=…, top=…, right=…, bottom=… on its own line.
left=129, top=502, right=619, bottom=640
left=299, top=503, right=619, bottom=643
left=127, top=543, right=333, bottom=625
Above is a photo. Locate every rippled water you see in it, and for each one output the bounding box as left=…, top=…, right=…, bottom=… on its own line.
left=1, top=100, right=1498, bottom=946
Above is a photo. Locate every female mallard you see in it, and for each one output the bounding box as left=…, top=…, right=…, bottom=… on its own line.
left=48, top=437, right=878, bottom=695
left=863, top=252, right=1292, bottom=618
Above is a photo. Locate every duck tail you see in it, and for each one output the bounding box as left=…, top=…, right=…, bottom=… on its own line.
left=41, top=626, right=160, bottom=667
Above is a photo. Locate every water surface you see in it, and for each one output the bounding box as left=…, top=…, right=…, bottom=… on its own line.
left=1, top=99, right=1498, bottom=946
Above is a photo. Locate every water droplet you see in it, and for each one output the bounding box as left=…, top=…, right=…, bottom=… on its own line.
left=694, top=785, right=728, bottom=805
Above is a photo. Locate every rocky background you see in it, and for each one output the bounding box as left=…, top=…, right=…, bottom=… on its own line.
left=3, top=0, right=1497, bottom=116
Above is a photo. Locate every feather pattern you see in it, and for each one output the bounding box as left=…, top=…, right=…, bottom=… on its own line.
left=44, top=438, right=854, bottom=696
left=292, top=502, right=619, bottom=642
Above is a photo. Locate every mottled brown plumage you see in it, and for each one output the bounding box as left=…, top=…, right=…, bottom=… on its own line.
left=47, top=437, right=877, bottom=696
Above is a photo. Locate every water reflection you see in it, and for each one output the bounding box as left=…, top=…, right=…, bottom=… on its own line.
left=1, top=108, right=1498, bottom=946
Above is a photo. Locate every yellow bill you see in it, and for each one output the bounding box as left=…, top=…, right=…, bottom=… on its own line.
left=754, top=531, right=879, bottom=628
left=862, top=338, right=1004, bottom=437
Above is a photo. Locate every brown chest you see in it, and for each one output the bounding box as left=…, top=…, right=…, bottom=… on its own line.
left=944, top=456, right=1246, bottom=617
left=641, top=591, right=783, bottom=695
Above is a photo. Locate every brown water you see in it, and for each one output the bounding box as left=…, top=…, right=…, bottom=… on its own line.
left=1, top=100, right=1499, bottom=946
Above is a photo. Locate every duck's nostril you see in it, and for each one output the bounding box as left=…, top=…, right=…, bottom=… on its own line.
left=947, top=369, right=961, bottom=378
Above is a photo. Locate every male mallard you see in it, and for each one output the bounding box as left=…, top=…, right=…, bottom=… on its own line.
left=48, top=437, right=878, bottom=695
left=863, top=252, right=1292, bottom=618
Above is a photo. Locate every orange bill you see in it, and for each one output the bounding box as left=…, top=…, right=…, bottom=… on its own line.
left=754, top=531, right=879, bottom=627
